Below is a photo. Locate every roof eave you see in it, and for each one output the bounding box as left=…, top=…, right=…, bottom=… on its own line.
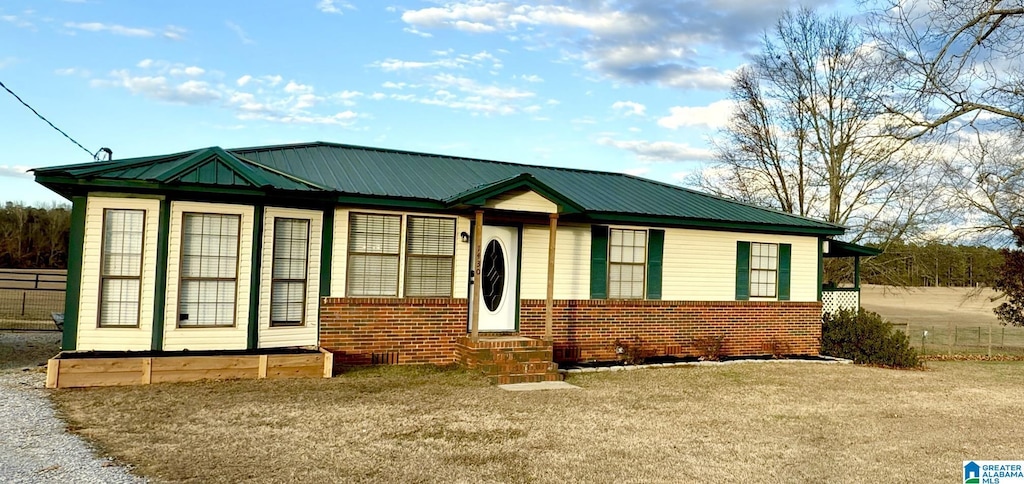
left=587, top=212, right=846, bottom=237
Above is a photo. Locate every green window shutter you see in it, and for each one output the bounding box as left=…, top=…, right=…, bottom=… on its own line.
left=778, top=243, right=792, bottom=301
left=646, top=229, right=664, bottom=300
left=590, top=225, right=609, bottom=299
left=735, top=241, right=750, bottom=301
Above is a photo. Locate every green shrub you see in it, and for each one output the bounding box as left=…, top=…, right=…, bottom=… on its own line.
left=821, top=309, right=921, bottom=368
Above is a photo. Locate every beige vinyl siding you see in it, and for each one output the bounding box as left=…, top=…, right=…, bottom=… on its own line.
left=258, top=207, right=322, bottom=349
left=452, top=215, right=471, bottom=297
left=163, top=201, right=254, bottom=351
left=77, top=196, right=160, bottom=351
left=330, top=208, right=348, bottom=297
left=330, top=208, right=471, bottom=298
left=519, top=223, right=591, bottom=299
left=483, top=189, right=558, bottom=213
left=661, top=228, right=818, bottom=302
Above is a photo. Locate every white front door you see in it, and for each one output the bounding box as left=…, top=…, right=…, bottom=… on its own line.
left=474, top=225, right=519, bottom=332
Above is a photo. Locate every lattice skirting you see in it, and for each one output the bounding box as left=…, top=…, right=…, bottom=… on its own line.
left=822, top=291, right=859, bottom=314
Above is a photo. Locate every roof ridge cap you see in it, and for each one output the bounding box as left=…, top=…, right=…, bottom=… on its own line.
left=227, top=141, right=654, bottom=179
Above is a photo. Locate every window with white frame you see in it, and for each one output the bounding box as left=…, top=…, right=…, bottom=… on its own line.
left=750, top=242, right=778, bottom=297
left=270, top=218, right=309, bottom=326
left=404, top=216, right=455, bottom=297
left=99, top=209, right=144, bottom=327
left=608, top=228, right=646, bottom=299
left=178, top=213, right=240, bottom=327
left=347, top=213, right=401, bottom=296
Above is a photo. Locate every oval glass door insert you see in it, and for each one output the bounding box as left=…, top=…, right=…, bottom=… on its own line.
left=482, top=239, right=505, bottom=312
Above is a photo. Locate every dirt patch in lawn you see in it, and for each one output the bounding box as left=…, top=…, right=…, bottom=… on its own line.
left=50, top=362, right=1024, bottom=483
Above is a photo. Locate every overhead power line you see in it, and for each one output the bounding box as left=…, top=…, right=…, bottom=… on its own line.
left=0, top=79, right=95, bottom=158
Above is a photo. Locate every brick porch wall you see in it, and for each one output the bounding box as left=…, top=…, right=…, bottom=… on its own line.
left=318, top=297, right=468, bottom=365
left=518, top=299, right=823, bottom=362
left=319, top=297, right=822, bottom=365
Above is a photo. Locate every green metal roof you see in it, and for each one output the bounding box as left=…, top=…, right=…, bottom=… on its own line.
left=34, top=147, right=323, bottom=193
left=824, top=240, right=883, bottom=258
left=33, top=141, right=845, bottom=236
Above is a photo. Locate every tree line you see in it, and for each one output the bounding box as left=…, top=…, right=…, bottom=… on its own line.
left=855, top=242, right=1004, bottom=288
left=0, top=202, right=71, bottom=269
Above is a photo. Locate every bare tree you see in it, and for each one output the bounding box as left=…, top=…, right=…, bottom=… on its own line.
left=942, top=133, right=1024, bottom=241
left=695, top=7, right=944, bottom=243
left=869, top=0, right=1024, bottom=138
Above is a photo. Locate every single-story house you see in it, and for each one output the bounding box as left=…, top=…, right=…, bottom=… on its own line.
left=33, top=141, right=874, bottom=385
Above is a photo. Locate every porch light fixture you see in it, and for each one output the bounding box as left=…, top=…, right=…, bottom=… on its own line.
left=460, top=231, right=470, bottom=243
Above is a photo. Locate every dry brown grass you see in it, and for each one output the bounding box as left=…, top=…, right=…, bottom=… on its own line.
left=50, top=362, right=1024, bottom=483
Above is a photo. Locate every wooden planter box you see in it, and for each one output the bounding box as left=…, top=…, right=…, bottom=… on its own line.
left=45, top=348, right=333, bottom=389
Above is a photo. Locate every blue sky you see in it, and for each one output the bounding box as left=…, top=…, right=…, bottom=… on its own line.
left=1, top=0, right=840, bottom=205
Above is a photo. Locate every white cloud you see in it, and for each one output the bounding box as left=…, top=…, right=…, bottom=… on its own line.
left=65, top=21, right=154, bottom=37
left=621, top=167, right=650, bottom=177
left=373, top=58, right=465, bottom=71
left=371, top=50, right=501, bottom=72
left=169, top=66, right=205, bottom=76
left=658, top=99, right=736, bottom=130
left=0, top=57, right=18, bottom=69
left=403, top=26, right=433, bottom=38
left=284, top=81, right=314, bottom=94
left=162, top=25, right=186, bottom=40
left=2, top=14, right=34, bottom=29
left=226, top=21, right=255, bottom=45
left=612, top=101, right=646, bottom=117
left=597, top=137, right=714, bottom=163
left=0, top=165, right=31, bottom=178
left=400, top=1, right=797, bottom=90
left=518, top=74, right=543, bottom=83
left=452, top=20, right=497, bottom=32
left=238, top=110, right=357, bottom=126
left=383, top=74, right=538, bottom=115
left=90, top=62, right=364, bottom=127
left=317, top=0, right=354, bottom=15
left=95, top=70, right=221, bottom=104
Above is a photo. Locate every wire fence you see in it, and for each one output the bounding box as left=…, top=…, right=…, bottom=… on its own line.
left=0, top=269, right=66, bottom=330
left=892, top=322, right=1024, bottom=356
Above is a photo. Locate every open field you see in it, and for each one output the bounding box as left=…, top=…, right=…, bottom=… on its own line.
left=860, top=284, right=1024, bottom=354
left=860, top=284, right=1000, bottom=326
left=49, top=361, right=1024, bottom=483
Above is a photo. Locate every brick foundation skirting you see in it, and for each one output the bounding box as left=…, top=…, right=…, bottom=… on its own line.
left=319, top=297, right=469, bottom=365
left=519, top=299, right=822, bottom=362
left=319, top=297, right=822, bottom=365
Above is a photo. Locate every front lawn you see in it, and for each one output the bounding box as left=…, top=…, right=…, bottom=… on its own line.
left=51, top=362, right=1022, bottom=483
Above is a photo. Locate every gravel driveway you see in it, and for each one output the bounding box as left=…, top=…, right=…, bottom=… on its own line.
left=0, top=332, right=144, bottom=483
